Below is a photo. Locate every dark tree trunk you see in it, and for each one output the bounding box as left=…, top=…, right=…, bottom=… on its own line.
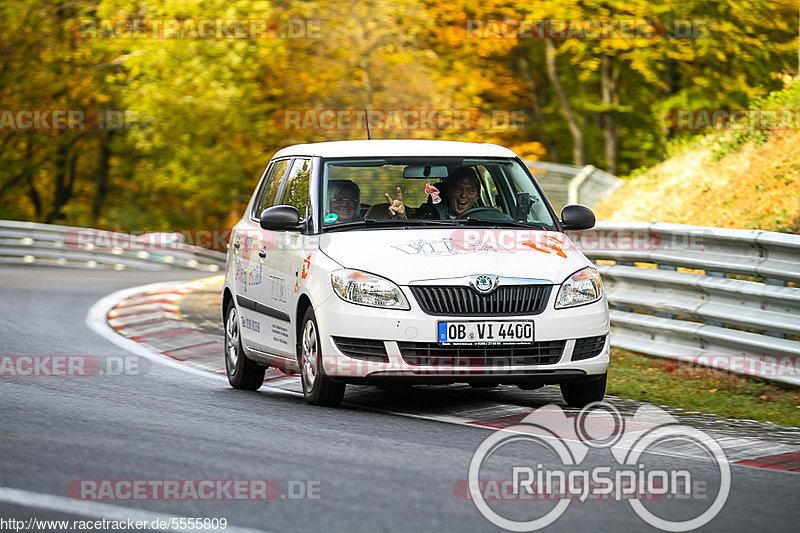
left=1, top=138, right=32, bottom=197
left=45, top=141, right=76, bottom=223
left=544, top=39, right=584, bottom=166
left=517, top=53, right=560, bottom=163
left=91, top=131, right=114, bottom=226
left=27, top=172, right=42, bottom=219
left=662, top=58, right=682, bottom=141
left=601, top=55, right=620, bottom=175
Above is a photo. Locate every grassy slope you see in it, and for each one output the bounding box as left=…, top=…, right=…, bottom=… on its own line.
left=594, top=132, right=800, bottom=233
left=592, top=110, right=800, bottom=426
left=608, top=350, right=800, bottom=428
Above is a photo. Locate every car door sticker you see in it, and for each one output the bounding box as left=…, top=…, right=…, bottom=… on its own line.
left=300, top=253, right=312, bottom=279
left=268, top=275, right=287, bottom=303
left=521, top=235, right=568, bottom=258
left=234, top=261, right=262, bottom=292
left=392, top=237, right=512, bottom=257
left=271, top=323, right=290, bottom=346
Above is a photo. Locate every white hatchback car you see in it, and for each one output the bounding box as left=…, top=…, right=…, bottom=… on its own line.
left=223, top=140, right=609, bottom=407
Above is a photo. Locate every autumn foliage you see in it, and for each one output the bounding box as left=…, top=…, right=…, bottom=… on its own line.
left=0, top=0, right=796, bottom=231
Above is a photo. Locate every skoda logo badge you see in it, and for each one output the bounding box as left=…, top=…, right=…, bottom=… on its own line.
left=473, top=275, right=498, bottom=294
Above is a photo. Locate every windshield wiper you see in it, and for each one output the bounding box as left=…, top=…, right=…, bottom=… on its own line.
left=323, top=217, right=552, bottom=232
left=322, top=218, right=458, bottom=232
left=362, top=218, right=457, bottom=226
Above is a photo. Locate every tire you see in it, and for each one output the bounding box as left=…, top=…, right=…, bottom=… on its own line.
left=560, top=373, right=607, bottom=408
left=298, top=307, right=345, bottom=407
left=224, top=304, right=266, bottom=390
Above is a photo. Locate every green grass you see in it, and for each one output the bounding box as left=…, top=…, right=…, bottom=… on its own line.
left=607, top=349, right=800, bottom=428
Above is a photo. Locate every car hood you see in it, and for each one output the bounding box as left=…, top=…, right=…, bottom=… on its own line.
left=318, top=228, right=589, bottom=285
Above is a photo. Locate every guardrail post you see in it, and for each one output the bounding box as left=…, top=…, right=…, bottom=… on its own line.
left=567, top=165, right=595, bottom=205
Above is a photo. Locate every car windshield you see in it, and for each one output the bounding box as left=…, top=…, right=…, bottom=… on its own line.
left=320, top=157, right=556, bottom=230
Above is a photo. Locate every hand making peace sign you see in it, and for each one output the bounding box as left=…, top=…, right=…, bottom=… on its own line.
left=385, top=187, right=407, bottom=219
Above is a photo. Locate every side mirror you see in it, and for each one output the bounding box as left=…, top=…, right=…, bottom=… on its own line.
left=560, top=205, right=595, bottom=230
left=259, top=205, right=300, bottom=230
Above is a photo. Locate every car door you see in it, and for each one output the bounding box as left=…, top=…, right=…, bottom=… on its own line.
left=233, top=158, right=291, bottom=352
left=254, top=157, right=312, bottom=358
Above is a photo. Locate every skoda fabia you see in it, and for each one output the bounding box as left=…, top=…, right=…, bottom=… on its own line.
left=222, top=140, right=609, bottom=407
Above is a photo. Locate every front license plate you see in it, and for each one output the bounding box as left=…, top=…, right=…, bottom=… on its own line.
left=438, top=321, right=534, bottom=345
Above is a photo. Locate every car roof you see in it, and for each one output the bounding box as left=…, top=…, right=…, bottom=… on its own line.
left=272, top=139, right=518, bottom=159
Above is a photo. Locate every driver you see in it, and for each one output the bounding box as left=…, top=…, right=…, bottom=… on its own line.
left=439, top=167, right=481, bottom=218
left=385, top=167, right=481, bottom=220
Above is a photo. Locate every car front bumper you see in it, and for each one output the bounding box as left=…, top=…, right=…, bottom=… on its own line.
left=314, top=287, right=610, bottom=382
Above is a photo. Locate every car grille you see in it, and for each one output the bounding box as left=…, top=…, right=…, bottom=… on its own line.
left=332, top=336, right=389, bottom=362
left=410, top=285, right=552, bottom=316
left=571, top=335, right=606, bottom=361
left=397, top=341, right=564, bottom=367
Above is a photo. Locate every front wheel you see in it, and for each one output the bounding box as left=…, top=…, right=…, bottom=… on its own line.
left=224, top=304, right=266, bottom=390
left=298, top=307, right=345, bottom=407
left=560, top=373, right=607, bottom=408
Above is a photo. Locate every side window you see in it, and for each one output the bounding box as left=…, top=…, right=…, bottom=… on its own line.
left=253, top=159, right=291, bottom=218
left=280, top=158, right=311, bottom=217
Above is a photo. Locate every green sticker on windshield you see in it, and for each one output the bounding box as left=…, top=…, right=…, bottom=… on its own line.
left=324, top=213, right=339, bottom=224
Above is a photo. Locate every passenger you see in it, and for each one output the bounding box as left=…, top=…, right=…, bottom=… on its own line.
left=326, top=180, right=361, bottom=224
left=383, top=167, right=481, bottom=220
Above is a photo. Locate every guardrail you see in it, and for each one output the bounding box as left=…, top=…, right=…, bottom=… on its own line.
left=525, top=160, right=624, bottom=211
left=571, top=222, right=800, bottom=386
left=4, top=219, right=797, bottom=385
left=0, top=220, right=226, bottom=272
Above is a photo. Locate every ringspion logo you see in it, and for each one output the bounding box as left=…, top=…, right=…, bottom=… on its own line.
left=465, top=402, right=730, bottom=531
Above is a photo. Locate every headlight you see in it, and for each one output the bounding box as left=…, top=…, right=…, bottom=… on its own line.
left=331, top=269, right=410, bottom=310
left=555, top=267, right=603, bottom=308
